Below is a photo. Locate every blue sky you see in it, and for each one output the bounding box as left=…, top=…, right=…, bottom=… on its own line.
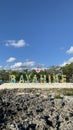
left=0, top=0, right=73, bottom=70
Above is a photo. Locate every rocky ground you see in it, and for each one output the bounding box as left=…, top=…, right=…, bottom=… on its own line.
left=0, top=88, right=73, bottom=130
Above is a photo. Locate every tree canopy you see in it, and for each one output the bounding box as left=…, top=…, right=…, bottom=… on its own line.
left=0, top=63, right=73, bottom=83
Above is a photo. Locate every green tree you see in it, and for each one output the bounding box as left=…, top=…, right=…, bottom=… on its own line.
left=61, top=63, right=73, bottom=82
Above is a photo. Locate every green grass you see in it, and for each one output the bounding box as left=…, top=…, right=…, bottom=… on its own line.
left=64, top=92, right=73, bottom=96
left=54, top=95, right=63, bottom=99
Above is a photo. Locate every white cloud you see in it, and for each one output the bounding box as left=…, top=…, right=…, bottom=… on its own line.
left=10, top=61, right=36, bottom=70
left=4, top=65, right=10, bottom=70
left=60, top=57, right=73, bottom=66
left=11, top=62, right=23, bottom=70
left=66, top=46, right=73, bottom=54
left=0, top=66, right=2, bottom=70
left=6, top=57, right=16, bottom=63
left=5, top=39, right=27, bottom=48
left=10, top=60, right=45, bottom=71
left=24, top=61, right=36, bottom=67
